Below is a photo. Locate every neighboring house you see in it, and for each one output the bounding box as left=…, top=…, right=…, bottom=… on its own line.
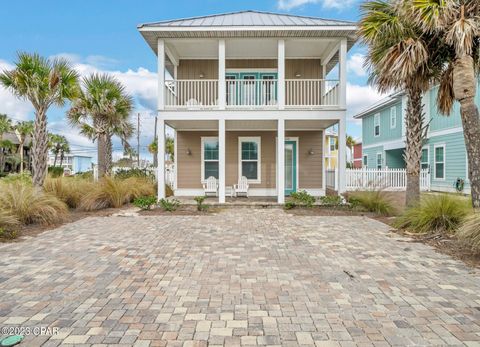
left=355, top=80, right=480, bottom=194
left=353, top=142, right=362, bottom=168
left=324, top=130, right=338, bottom=169
left=1, top=132, right=32, bottom=173
left=138, top=10, right=356, bottom=203
left=48, top=154, right=93, bottom=175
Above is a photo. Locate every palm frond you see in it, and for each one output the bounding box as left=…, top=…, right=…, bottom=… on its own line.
left=437, top=63, right=455, bottom=115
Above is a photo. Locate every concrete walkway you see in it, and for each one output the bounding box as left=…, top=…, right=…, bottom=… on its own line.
left=0, top=209, right=479, bottom=346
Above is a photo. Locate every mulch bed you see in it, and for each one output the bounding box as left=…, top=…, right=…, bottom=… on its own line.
left=392, top=229, right=480, bottom=269
left=139, top=206, right=219, bottom=216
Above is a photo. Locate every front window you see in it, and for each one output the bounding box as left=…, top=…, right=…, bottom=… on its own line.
left=239, top=137, right=261, bottom=182
left=376, top=153, right=382, bottom=169
left=363, top=155, right=368, bottom=167
left=374, top=113, right=380, bottom=137
left=202, top=137, right=219, bottom=181
left=435, top=146, right=445, bottom=179
left=421, top=148, right=429, bottom=170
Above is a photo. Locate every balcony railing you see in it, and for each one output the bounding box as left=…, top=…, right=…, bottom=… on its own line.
left=226, top=79, right=278, bottom=108
left=165, top=80, right=218, bottom=109
left=164, top=79, right=340, bottom=110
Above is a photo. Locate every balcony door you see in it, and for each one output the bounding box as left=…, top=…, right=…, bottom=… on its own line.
left=225, top=72, right=277, bottom=106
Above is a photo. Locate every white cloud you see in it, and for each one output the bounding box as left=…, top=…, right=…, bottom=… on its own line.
left=277, top=0, right=358, bottom=10
left=0, top=60, right=34, bottom=121
left=347, top=53, right=367, bottom=77
left=346, top=83, right=385, bottom=123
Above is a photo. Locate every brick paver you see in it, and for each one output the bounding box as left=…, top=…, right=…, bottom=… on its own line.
left=0, top=208, right=479, bottom=346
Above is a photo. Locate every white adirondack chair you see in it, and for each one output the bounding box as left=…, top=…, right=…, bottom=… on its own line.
left=234, top=176, right=249, bottom=197
left=203, top=176, right=218, bottom=196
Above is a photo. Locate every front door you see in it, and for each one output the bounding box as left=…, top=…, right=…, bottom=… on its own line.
left=285, top=140, right=297, bottom=196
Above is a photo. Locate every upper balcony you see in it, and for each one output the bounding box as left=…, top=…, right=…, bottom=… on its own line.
left=138, top=10, right=357, bottom=113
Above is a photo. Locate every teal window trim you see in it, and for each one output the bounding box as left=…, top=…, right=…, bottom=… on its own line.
left=363, top=154, right=368, bottom=167
left=284, top=140, right=297, bottom=196
left=421, top=147, right=429, bottom=171
left=376, top=152, right=383, bottom=169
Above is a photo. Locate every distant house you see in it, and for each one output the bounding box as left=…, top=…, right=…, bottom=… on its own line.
left=48, top=154, right=92, bottom=175
left=1, top=132, right=32, bottom=173
left=353, top=143, right=362, bottom=168
left=354, top=79, right=480, bottom=194
left=324, top=131, right=338, bottom=169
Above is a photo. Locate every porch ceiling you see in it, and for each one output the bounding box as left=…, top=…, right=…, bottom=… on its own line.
left=166, top=119, right=337, bottom=131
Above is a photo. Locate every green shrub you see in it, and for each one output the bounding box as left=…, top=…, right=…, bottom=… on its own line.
left=79, top=176, right=155, bottom=211
left=1, top=172, right=32, bottom=185
left=48, top=166, right=64, bottom=178
left=75, top=171, right=93, bottom=180
left=159, top=198, right=180, bottom=212
left=0, top=181, right=68, bottom=225
left=133, top=196, right=157, bottom=210
left=394, top=194, right=470, bottom=234
left=290, top=190, right=315, bottom=208
left=194, top=196, right=208, bottom=211
left=284, top=201, right=297, bottom=210
left=114, top=168, right=155, bottom=180
left=458, top=213, right=480, bottom=254
left=319, top=195, right=342, bottom=206
left=347, top=190, right=395, bottom=216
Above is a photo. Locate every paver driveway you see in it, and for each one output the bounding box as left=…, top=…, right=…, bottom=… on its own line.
left=1, top=209, right=480, bottom=347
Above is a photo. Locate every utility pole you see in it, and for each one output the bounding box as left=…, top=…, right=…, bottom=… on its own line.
left=153, top=115, right=158, bottom=167
left=137, top=113, right=140, bottom=168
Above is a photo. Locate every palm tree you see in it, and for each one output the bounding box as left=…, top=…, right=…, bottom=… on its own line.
left=0, top=114, right=13, bottom=173
left=359, top=0, right=444, bottom=206
left=406, top=0, right=480, bottom=209
left=59, top=140, right=70, bottom=166
left=68, top=74, right=134, bottom=177
left=48, top=133, right=65, bottom=166
left=148, top=137, right=174, bottom=167
left=14, top=120, right=34, bottom=173
left=148, top=139, right=158, bottom=167
left=0, top=53, right=79, bottom=187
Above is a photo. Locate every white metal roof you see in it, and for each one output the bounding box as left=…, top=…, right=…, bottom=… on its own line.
left=354, top=91, right=404, bottom=119
left=138, top=10, right=356, bottom=28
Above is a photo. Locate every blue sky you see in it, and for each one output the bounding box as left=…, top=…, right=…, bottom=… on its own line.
left=0, top=0, right=384, bottom=161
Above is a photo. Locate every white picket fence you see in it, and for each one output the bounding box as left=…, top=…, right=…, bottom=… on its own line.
left=326, top=168, right=431, bottom=191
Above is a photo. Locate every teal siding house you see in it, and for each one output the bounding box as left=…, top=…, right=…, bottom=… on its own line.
left=355, top=79, right=480, bottom=194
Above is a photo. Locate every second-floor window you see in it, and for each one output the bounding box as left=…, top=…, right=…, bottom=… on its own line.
left=390, top=107, right=397, bottom=129
left=374, top=113, right=380, bottom=137
left=329, top=137, right=336, bottom=152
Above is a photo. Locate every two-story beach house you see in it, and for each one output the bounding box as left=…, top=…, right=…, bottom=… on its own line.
left=138, top=11, right=357, bottom=203
left=355, top=79, right=480, bottom=194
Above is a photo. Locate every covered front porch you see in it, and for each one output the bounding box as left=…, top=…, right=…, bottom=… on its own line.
left=157, top=116, right=347, bottom=203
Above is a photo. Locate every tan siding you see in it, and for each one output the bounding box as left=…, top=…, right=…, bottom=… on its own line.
left=286, top=131, right=323, bottom=189
left=286, top=59, right=322, bottom=79
left=176, top=130, right=323, bottom=191
left=177, top=60, right=218, bottom=79
left=226, top=59, right=277, bottom=69
left=177, top=131, right=217, bottom=189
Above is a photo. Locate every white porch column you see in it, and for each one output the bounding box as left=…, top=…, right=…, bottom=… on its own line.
left=339, top=39, right=347, bottom=108
left=218, top=119, right=226, bottom=203
left=218, top=39, right=226, bottom=110
left=277, top=119, right=285, bottom=203
left=277, top=39, right=285, bottom=110
left=157, top=118, right=166, bottom=200
left=157, top=39, right=165, bottom=111
left=322, top=130, right=326, bottom=191
left=338, top=117, right=347, bottom=193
